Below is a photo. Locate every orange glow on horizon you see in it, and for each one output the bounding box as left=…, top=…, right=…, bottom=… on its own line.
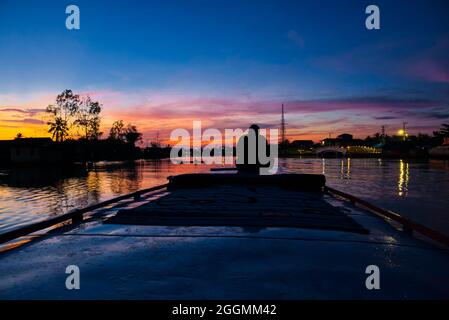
left=1, top=91, right=436, bottom=144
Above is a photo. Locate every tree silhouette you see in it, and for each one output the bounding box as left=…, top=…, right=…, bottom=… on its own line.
left=48, top=116, right=69, bottom=142
left=109, top=120, right=125, bottom=140
left=434, top=124, right=449, bottom=138
left=124, top=124, right=142, bottom=146
left=46, top=90, right=80, bottom=142
left=108, top=120, right=142, bottom=146
left=75, top=96, right=102, bottom=140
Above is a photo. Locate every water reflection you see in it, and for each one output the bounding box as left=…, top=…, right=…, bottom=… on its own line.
left=347, top=158, right=351, bottom=179
left=1, top=166, right=87, bottom=187
left=398, top=160, right=409, bottom=197
left=340, top=159, right=344, bottom=178
left=1, top=158, right=449, bottom=236
left=0, top=160, right=220, bottom=232
left=338, top=158, right=351, bottom=179
left=278, top=158, right=449, bottom=236
left=109, top=162, right=143, bottom=195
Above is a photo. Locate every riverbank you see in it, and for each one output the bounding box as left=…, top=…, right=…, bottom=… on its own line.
left=2, top=136, right=449, bottom=168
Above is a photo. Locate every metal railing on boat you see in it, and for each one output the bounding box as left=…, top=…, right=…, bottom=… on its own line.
left=325, top=186, right=449, bottom=247
left=0, top=184, right=168, bottom=246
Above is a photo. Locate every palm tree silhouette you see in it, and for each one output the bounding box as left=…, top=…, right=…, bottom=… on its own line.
left=48, top=117, right=69, bottom=142
left=436, top=124, right=449, bottom=137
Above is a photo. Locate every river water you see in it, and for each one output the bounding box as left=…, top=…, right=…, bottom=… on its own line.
left=1, top=158, right=448, bottom=236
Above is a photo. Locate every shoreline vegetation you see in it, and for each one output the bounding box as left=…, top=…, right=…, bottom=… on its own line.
left=1, top=89, right=449, bottom=167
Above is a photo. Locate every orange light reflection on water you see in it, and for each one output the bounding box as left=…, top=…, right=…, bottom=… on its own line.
left=398, top=160, right=409, bottom=197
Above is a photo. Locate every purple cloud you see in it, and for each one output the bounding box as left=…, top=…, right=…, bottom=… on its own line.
left=0, top=108, right=46, bottom=116
left=2, top=118, right=45, bottom=125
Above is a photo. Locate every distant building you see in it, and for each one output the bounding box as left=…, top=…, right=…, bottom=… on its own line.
left=289, top=140, right=314, bottom=149
left=321, top=134, right=365, bottom=147
left=337, top=133, right=353, bottom=141
left=280, top=139, right=315, bottom=156
left=321, top=138, right=339, bottom=146
left=10, top=138, right=62, bottom=164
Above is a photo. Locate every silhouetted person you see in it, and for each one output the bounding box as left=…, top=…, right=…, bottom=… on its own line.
left=236, top=124, right=270, bottom=174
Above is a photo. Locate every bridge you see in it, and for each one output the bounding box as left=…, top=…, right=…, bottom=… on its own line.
left=315, top=146, right=347, bottom=157
left=315, top=145, right=382, bottom=157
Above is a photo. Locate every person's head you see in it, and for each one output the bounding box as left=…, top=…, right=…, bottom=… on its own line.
left=249, top=124, right=260, bottom=133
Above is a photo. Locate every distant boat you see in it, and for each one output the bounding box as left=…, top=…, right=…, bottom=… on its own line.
left=1, top=172, right=449, bottom=299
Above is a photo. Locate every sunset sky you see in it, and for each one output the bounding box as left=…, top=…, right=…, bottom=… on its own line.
left=1, top=0, right=449, bottom=143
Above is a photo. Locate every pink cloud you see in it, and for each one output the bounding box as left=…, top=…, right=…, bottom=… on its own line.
left=402, top=38, right=449, bottom=83
left=406, top=59, right=449, bottom=84
left=105, top=95, right=438, bottom=121
left=2, top=118, right=45, bottom=125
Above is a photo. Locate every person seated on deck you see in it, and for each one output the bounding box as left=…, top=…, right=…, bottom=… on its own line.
left=236, top=124, right=271, bottom=174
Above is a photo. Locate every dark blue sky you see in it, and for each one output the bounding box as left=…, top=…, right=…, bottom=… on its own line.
left=1, top=0, right=449, bottom=140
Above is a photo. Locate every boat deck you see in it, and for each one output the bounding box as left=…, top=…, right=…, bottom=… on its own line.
left=106, top=185, right=368, bottom=234
left=1, top=174, right=449, bottom=299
